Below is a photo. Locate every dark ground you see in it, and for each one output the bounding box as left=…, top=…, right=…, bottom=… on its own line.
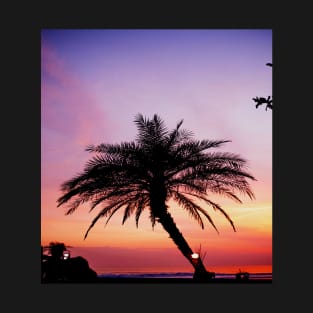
left=92, top=277, right=272, bottom=284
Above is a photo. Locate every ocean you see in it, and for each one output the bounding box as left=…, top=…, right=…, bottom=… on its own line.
left=97, top=272, right=272, bottom=280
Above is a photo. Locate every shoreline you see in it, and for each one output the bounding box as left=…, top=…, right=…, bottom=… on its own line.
left=42, top=276, right=272, bottom=283
left=94, top=277, right=272, bottom=283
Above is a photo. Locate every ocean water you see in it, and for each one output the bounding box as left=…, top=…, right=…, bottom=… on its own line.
left=98, top=272, right=272, bottom=280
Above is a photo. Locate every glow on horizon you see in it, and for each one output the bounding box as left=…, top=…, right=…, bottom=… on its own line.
left=41, top=29, right=272, bottom=274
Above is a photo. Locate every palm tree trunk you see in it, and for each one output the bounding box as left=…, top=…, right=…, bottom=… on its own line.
left=157, top=210, right=214, bottom=281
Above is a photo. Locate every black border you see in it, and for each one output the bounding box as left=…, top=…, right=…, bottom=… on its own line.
left=5, top=3, right=307, bottom=311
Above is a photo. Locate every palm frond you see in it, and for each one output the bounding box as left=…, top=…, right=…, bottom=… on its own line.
left=134, top=113, right=168, bottom=146
left=121, top=194, right=147, bottom=225
left=208, top=201, right=236, bottom=232
left=122, top=204, right=133, bottom=225
left=173, top=191, right=221, bottom=233
left=83, top=198, right=130, bottom=239
left=183, top=192, right=236, bottom=232
left=89, top=188, right=143, bottom=212
left=150, top=212, right=157, bottom=229
left=135, top=196, right=149, bottom=227
left=135, top=207, right=144, bottom=228
left=86, top=142, right=138, bottom=156
left=190, top=205, right=220, bottom=234
left=166, top=119, right=194, bottom=147
left=172, top=191, right=205, bottom=229
left=64, top=198, right=87, bottom=215
left=105, top=206, right=123, bottom=225
left=194, top=180, right=244, bottom=203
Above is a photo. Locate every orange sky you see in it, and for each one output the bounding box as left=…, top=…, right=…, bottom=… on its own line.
left=41, top=194, right=272, bottom=273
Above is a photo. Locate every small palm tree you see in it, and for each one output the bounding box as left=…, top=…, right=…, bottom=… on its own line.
left=57, top=113, right=256, bottom=280
left=43, top=242, right=67, bottom=260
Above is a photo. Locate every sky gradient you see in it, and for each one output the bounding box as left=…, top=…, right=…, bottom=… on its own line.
left=41, top=29, right=272, bottom=274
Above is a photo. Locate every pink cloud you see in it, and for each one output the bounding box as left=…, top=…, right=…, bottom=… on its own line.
left=41, top=42, right=110, bottom=145
left=41, top=42, right=115, bottom=216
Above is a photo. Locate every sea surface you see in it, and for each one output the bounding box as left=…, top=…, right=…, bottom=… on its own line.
left=98, top=272, right=272, bottom=280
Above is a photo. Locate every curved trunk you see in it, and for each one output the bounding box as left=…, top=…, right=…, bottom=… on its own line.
left=150, top=173, right=214, bottom=281
left=157, top=210, right=214, bottom=281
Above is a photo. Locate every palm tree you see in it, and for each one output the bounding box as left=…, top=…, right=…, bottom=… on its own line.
left=43, top=242, right=68, bottom=260
left=57, top=113, right=256, bottom=281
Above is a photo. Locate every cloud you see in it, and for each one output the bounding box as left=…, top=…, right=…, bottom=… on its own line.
left=41, top=41, right=110, bottom=146
left=41, top=42, right=113, bottom=189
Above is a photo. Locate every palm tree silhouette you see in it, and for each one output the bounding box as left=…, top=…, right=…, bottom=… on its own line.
left=57, top=113, right=256, bottom=281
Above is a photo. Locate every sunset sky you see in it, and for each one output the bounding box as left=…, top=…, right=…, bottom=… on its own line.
left=41, top=29, right=272, bottom=274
